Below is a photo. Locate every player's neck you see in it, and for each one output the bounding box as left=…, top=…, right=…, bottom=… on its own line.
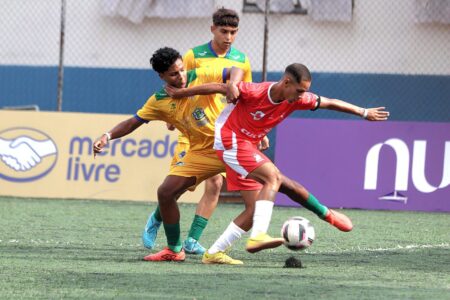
left=210, top=40, right=229, bottom=57
left=269, top=82, right=284, bottom=103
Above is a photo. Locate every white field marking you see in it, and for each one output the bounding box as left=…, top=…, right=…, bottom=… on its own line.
left=304, top=243, right=450, bottom=254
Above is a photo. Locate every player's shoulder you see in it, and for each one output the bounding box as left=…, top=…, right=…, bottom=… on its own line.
left=190, top=42, right=216, bottom=59
left=153, top=87, right=171, bottom=101
left=239, top=81, right=272, bottom=95
left=240, top=81, right=271, bottom=89
left=227, top=47, right=247, bottom=63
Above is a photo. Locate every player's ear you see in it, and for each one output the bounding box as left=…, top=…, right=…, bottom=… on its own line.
left=283, top=76, right=291, bottom=86
left=211, top=25, right=216, bottom=34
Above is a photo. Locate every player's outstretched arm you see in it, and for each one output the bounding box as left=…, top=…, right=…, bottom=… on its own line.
left=93, top=117, right=143, bottom=157
left=165, top=83, right=227, bottom=99
left=319, top=97, right=390, bottom=121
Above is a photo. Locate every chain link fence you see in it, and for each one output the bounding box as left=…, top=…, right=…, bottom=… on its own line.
left=1, top=0, right=449, bottom=120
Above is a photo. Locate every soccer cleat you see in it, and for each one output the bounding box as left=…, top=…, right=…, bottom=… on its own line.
left=142, top=211, right=161, bottom=249
left=182, top=237, right=206, bottom=255
left=323, top=209, right=353, bottom=232
left=143, top=247, right=185, bottom=262
left=202, top=251, right=243, bottom=265
left=246, top=233, right=284, bottom=253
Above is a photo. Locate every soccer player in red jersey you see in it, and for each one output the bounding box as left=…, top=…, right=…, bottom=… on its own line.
left=209, top=63, right=389, bottom=255
left=165, top=63, right=388, bottom=262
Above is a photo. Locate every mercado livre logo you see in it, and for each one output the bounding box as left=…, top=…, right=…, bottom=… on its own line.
left=0, top=127, right=58, bottom=182
left=67, top=135, right=177, bottom=182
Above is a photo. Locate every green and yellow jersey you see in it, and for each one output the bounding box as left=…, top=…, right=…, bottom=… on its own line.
left=174, top=41, right=252, bottom=146
left=135, top=67, right=225, bottom=153
left=183, top=41, right=252, bottom=82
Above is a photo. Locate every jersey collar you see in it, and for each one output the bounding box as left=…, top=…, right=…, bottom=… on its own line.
left=267, top=83, right=281, bottom=105
left=208, top=40, right=232, bottom=58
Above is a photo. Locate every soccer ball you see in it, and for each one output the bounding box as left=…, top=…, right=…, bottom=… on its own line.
left=281, top=216, right=315, bottom=251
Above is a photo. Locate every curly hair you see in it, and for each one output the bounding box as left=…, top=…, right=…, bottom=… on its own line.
left=150, top=47, right=182, bottom=74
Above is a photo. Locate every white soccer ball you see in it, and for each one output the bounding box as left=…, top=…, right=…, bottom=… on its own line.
left=281, top=216, right=315, bottom=251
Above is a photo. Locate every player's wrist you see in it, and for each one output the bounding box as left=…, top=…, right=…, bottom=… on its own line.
left=361, top=108, right=368, bottom=119
left=103, top=132, right=112, bottom=142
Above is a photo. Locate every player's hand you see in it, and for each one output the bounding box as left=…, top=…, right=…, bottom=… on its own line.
left=226, top=82, right=240, bottom=104
left=166, top=123, right=176, bottom=131
left=165, top=85, right=184, bottom=98
left=258, top=136, right=270, bottom=151
left=365, top=107, right=390, bottom=121
left=93, top=135, right=109, bottom=157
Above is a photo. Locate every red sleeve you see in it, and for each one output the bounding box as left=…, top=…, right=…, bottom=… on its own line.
left=237, top=81, right=251, bottom=102
left=294, top=92, right=318, bottom=110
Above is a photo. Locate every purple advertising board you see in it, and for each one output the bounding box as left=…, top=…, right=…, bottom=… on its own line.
left=275, top=119, right=450, bottom=212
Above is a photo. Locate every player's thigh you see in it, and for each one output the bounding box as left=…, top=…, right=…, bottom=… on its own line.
left=169, top=150, right=225, bottom=191
left=220, top=141, right=271, bottom=177
left=217, top=149, right=263, bottom=192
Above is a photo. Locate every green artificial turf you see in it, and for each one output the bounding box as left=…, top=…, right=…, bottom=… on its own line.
left=0, top=196, right=449, bottom=299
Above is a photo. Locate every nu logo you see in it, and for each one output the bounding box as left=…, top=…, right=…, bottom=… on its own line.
left=0, top=127, right=58, bottom=182
left=364, top=138, right=450, bottom=197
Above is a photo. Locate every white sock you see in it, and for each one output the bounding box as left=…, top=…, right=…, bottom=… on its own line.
left=250, top=200, right=274, bottom=238
left=208, top=222, right=246, bottom=255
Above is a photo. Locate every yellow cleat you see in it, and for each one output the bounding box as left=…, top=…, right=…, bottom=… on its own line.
left=246, top=233, right=284, bottom=253
left=202, top=251, right=243, bottom=265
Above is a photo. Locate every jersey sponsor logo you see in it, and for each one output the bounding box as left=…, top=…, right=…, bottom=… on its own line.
left=198, top=51, right=208, bottom=56
left=250, top=111, right=265, bottom=121
left=240, top=128, right=266, bottom=139
left=192, top=108, right=209, bottom=126
left=0, top=127, right=58, bottom=182
left=230, top=54, right=241, bottom=60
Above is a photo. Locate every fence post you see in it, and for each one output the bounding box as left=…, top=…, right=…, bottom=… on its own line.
left=57, top=0, right=66, bottom=112
left=261, top=0, right=270, bottom=82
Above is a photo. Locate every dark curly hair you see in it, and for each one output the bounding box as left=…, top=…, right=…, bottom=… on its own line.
left=213, top=8, right=239, bottom=27
left=150, top=47, right=182, bottom=74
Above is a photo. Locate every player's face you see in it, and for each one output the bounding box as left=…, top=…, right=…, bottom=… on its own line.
left=284, top=79, right=311, bottom=103
left=159, top=58, right=187, bottom=88
left=211, top=25, right=239, bottom=52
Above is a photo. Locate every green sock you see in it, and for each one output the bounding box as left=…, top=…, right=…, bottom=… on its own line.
left=303, top=193, right=328, bottom=218
left=163, top=222, right=182, bottom=252
left=153, top=206, right=162, bottom=222
left=187, top=215, right=208, bottom=241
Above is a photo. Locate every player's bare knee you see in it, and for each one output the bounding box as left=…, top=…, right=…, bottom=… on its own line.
left=157, top=185, right=177, bottom=203
left=266, top=169, right=282, bottom=190
left=205, top=175, right=223, bottom=195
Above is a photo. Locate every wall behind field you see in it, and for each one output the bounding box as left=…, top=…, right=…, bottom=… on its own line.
left=1, top=0, right=449, bottom=122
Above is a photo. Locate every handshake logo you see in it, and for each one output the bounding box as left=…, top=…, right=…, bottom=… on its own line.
left=0, top=128, right=58, bottom=182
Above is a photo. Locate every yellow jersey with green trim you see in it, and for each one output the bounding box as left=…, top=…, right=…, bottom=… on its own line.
left=175, top=41, right=252, bottom=145
left=183, top=41, right=252, bottom=82
left=135, top=67, right=225, bottom=152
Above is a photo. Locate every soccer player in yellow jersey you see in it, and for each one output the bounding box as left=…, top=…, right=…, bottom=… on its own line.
left=93, top=47, right=246, bottom=261
left=142, top=8, right=253, bottom=255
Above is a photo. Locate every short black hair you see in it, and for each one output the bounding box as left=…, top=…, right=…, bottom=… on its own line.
left=213, top=7, right=239, bottom=27
left=285, top=63, right=311, bottom=83
left=150, top=47, right=182, bottom=74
